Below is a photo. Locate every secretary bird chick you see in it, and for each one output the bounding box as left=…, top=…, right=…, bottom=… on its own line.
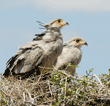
left=3, top=19, right=69, bottom=79
left=55, top=37, right=88, bottom=76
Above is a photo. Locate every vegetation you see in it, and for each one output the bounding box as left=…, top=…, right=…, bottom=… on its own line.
left=0, top=68, right=110, bottom=106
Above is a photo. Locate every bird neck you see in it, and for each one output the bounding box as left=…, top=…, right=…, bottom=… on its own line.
left=46, top=27, right=60, bottom=32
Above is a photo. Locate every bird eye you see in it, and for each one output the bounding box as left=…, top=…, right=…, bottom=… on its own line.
left=57, top=19, right=61, bottom=23
left=76, top=39, right=80, bottom=43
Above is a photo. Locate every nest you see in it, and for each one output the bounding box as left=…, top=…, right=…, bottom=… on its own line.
left=1, top=68, right=110, bottom=106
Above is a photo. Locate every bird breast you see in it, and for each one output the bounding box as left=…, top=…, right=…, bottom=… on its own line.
left=70, top=47, right=82, bottom=65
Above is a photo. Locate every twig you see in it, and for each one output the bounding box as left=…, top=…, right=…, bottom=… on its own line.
left=31, top=75, right=41, bottom=86
left=24, top=88, right=34, bottom=104
left=0, top=88, right=8, bottom=96
left=92, top=74, right=103, bottom=86
left=65, top=77, right=67, bottom=96
left=47, top=80, right=52, bottom=96
left=23, top=92, right=25, bottom=103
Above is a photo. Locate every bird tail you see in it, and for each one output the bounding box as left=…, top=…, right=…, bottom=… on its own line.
left=3, top=68, right=11, bottom=77
left=3, top=54, right=18, bottom=77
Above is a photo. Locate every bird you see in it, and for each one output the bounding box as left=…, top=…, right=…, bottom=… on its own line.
left=3, top=19, right=69, bottom=78
left=54, top=37, right=88, bottom=76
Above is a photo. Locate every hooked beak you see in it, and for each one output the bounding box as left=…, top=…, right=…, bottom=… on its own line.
left=66, top=22, right=69, bottom=25
left=84, top=42, right=88, bottom=46
left=61, top=22, right=69, bottom=26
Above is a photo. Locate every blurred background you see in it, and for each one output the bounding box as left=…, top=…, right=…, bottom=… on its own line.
left=0, top=0, right=110, bottom=76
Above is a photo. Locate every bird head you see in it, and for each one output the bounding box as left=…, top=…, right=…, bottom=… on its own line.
left=66, top=37, right=88, bottom=48
left=43, top=19, right=69, bottom=30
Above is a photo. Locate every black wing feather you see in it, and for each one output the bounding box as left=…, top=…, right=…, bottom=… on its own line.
left=6, top=54, right=19, bottom=68
left=32, top=32, right=46, bottom=41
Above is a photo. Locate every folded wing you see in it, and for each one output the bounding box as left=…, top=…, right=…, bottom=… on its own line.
left=3, top=41, right=44, bottom=77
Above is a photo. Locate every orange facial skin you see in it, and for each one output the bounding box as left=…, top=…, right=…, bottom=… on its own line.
left=75, top=40, right=85, bottom=45
left=56, top=19, right=67, bottom=26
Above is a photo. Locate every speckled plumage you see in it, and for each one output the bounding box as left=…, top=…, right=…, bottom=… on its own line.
left=3, top=19, right=69, bottom=78
left=55, top=37, right=88, bottom=76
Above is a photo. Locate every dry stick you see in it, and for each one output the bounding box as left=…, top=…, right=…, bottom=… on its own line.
left=92, top=74, right=103, bottom=86
left=76, top=87, right=81, bottom=97
left=91, top=75, right=109, bottom=96
left=0, top=88, right=9, bottom=96
left=23, top=92, right=25, bottom=103
left=8, top=87, right=14, bottom=98
left=24, top=88, right=34, bottom=104
left=63, top=77, right=67, bottom=104
left=65, top=77, right=67, bottom=96
left=34, top=92, right=47, bottom=99
left=47, top=80, right=52, bottom=96
left=58, top=70, right=74, bottom=78
left=31, top=74, right=42, bottom=86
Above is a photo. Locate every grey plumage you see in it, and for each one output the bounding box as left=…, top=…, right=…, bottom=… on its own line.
left=55, top=37, right=88, bottom=76
left=3, top=19, right=69, bottom=78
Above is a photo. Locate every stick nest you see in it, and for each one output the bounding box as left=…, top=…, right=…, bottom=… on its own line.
left=1, top=68, right=110, bottom=106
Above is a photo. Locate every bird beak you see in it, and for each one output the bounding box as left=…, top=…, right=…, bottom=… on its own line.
left=84, top=42, right=88, bottom=46
left=66, top=22, right=69, bottom=25
left=61, top=22, right=69, bottom=26
left=78, top=41, right=88, bottom=46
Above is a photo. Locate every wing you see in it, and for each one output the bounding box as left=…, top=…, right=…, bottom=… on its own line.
left=3, top=41, right=44, bottom=77
left=32, top=32, right=46, bottom=41
left=4, top=49, right=28, bottom=77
